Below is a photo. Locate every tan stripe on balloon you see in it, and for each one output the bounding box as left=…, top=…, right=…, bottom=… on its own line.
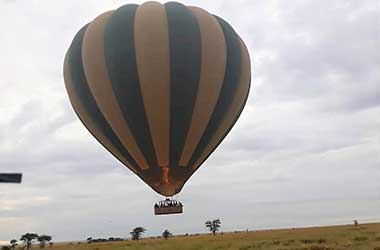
left=178, top=7, right=227, bottom=166
left=63, top=54, right=138, bottom=173
left=134, top=2, right=170, bottom=167
left=192, top=38, right=251, bottom=171
left=81, top=11, right=150, bottom=170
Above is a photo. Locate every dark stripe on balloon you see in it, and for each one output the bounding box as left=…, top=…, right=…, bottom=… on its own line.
left=67, top=25, right=140, bottom=171
left=179, top=7, right=227, bottom=166
left=189, top=38, right=250, bottom=172
left=184, top=79, right=250, bottom=187
left=188, top=16, right=243, bottom=168
left=165, top=2, right=202, bottom=168
left=183, top=39, right=251, bottom=188
left=104, top=4, right=158, bottom=169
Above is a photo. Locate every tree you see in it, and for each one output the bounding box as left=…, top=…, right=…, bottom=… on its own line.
left=37, top=235, right=52, bottom=249
left=20, top=233, right=38, bottom=249
left=162, top=229, right=172, bottom=240
left=205, top=219, right=221, bottom=236
left=130, top=227, right=146, bottom=241
left=10, top=240, right=17, bottom=250
left=86, top=237, right=93, bottom=244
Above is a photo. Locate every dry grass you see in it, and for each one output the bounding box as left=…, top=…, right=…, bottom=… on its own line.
left=48, top=223, right=380, bottom=250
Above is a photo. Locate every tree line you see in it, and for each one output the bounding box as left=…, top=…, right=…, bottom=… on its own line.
left=1, top=233, right=52, bottom=250
left=87, top=219, right=221, bottom=242
left=1, top=218, right=222, bottom=249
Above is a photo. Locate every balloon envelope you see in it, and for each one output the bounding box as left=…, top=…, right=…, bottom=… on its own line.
left=64, top=2, right=251, bottom=196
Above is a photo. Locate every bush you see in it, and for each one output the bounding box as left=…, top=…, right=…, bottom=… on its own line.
left=300, top=239, right=315, bottom=244
left=353, top=236, right=368, bottom=241
left=310, top=246, right=333, bottom=250
left=283, top=239, right=295, bottom=246
left=317, top=238, right=327, bottom=244
left=238, top=245, right=255, bottom=250
left=272, top=240, right=280, bottom=245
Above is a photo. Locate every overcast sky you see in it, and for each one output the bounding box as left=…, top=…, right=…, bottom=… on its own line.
left=0, top=0, right=379, bottom=243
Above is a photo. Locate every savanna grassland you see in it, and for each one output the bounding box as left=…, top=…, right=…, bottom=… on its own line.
left=53, top=223, right=380, bottom=250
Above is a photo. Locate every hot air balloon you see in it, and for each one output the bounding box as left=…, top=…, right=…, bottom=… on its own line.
left=63, top=1, right=251, bottom=215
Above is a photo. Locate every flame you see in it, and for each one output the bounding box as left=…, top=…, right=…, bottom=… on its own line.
left=161, top=166, right=169, bottom=185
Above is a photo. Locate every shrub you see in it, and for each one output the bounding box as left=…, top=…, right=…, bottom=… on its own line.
left=310, top=246, right=333, bottom=250
left=317, top=238, right=327, bottom=244
left=272, top=240, right=280, bottom=245
left=283, top=239, right=295, bottom=246
left=300, top=239, right=315, bottom=244
left=353, top=236, right=368, bottom=241
left=238, top=245, right=255, bottom=250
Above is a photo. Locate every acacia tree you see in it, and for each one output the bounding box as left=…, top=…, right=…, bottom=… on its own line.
left=130, top=227, right=146, bottom=241
left=162, top=229, right=172, bottom=240
left=10, top=240, right=17, bottom=250
left=20, top=233, right=39, bottom=249
left=37, top=235, right=52, bottom=249
left=205, top=219, right=221, bottom=236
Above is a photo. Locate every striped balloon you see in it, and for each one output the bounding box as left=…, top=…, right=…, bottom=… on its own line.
left=64, top=2, right=251, bottom=197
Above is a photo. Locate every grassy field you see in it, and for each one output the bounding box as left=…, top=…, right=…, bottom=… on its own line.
left=52, top=223, right=380, bottom=250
